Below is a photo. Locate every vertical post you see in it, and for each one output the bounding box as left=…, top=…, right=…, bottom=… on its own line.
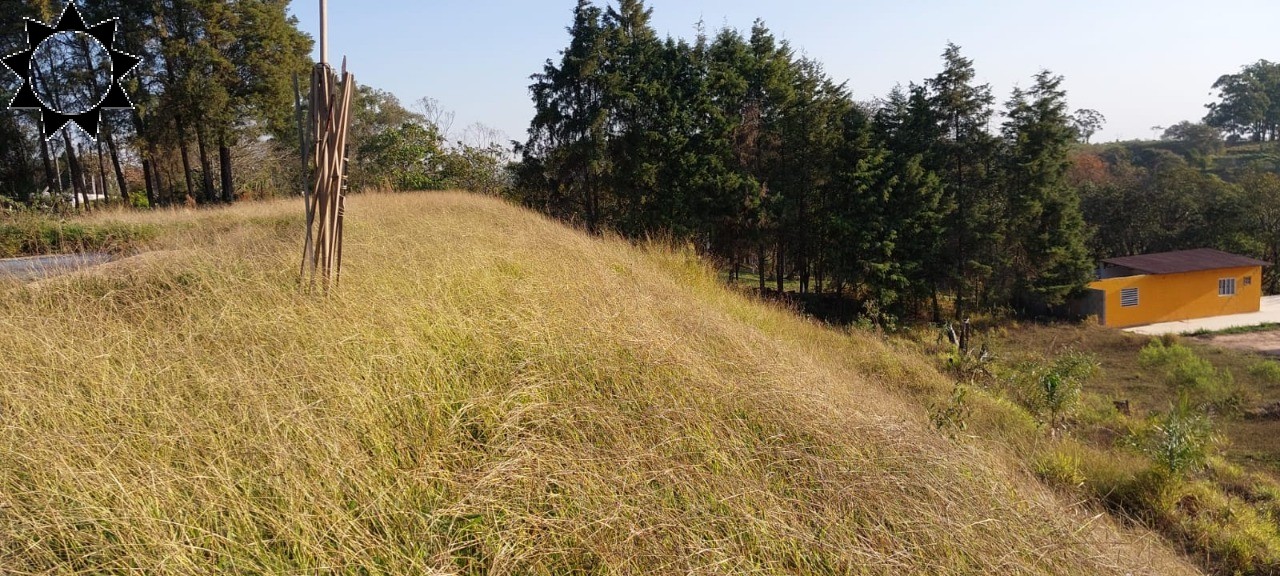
left=319, top=0, right=328, bottom=65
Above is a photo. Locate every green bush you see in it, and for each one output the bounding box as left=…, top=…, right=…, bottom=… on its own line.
left=1130, top=400, right=1214, bottom=477
left=1138, top=339, right=1241, bottom=412
left=0, top=218, right=158, bottom=258
left=1034, top=449, right=1085, bottom=489
left=1248, top=360, right=1280, bottom=384
left=1009, top=351, right=1098, bottom=430
left=928, top=383, right=972, bottom=438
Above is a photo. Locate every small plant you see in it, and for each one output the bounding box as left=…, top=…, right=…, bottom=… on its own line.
left=1010, top=351, right=1098, bottom=431
left=1131, top=399, right=1214, bottom=478
left=929, top=383, right=972, bottom=438
left=1248, top=360, right=1280, bottom=384
left=1034, top=449, right=1086, bottom=488
left=1138, top=339, right=1240, bottom=412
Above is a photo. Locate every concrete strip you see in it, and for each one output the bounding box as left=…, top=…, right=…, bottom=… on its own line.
left=1125, top=296, right=1280, bottom=336
left=0, top=253, right=115, bottom=282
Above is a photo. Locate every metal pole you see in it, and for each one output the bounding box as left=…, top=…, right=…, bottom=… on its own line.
left=319, top=0, right=328, bottom=65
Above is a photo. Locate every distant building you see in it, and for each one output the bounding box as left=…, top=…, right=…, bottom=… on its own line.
left=1082, top=248, right=1269, bottom=328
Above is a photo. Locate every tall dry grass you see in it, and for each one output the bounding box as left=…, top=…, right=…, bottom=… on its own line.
left=0, top=192, right=1200, bottom=574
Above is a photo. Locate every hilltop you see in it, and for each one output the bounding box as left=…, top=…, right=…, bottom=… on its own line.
left=0, top=193, right=1197, bottom=574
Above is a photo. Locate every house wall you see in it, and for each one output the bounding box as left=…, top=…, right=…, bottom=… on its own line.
left=1088, top=265, right=1263, bottom=328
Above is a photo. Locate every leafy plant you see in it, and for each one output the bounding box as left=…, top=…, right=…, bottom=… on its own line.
left=1130, top=399, right=1214, bottom=477
left=1138, top=339, right=1240, bottom=412
left=1010, top=351, right=1098, bottom=431
left=1034, top=449, right=1085, bottom=488
left=1248, top=360, right=1280, bottom=384
left=929, top=383, right=972, bottom=438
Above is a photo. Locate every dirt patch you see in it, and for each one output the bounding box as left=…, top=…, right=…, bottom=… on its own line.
left=1245, top=402, right=1280, bottom=420
left=1194, top=330, right=1280, bottom=357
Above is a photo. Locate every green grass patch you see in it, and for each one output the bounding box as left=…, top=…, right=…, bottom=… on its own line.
left=972, top=320, right=1280, bottom=574
left=0, top=216, right=158, bottom=257
left=1187, top=323, right=1280, bottom=337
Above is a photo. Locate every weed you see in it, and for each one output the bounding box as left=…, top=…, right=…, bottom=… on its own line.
left=929, top=383, right=972, bottom=438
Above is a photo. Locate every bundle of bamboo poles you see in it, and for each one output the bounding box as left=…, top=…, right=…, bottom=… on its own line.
left=300, top=59, right=354, bottom=291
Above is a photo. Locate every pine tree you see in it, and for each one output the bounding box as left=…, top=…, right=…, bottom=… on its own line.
left=1000, top=71, right=1093, bottom=310
left=522, top=0, right=611, bottom=231
left=927, top=43, right=999, bottom=319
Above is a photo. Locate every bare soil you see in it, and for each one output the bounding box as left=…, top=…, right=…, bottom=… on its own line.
left=1195, top=330, right=1280, bottom=357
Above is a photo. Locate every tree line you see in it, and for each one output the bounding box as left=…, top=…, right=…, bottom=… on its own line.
left=514, top=0, right=1095, bottom=321
left=0, top=0, right=311, bottom=207
left=0, top=0, right=510, bottom=210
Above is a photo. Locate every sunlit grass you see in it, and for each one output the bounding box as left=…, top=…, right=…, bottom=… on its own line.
left=0, top=192, right=1199, bottom=574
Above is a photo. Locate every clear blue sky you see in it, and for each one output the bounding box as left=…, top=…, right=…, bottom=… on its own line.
left=287, top=0, right=1279, bottom=146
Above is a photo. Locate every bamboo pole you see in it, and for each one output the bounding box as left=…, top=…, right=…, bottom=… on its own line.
left=300, top=58, right=354, bottom=292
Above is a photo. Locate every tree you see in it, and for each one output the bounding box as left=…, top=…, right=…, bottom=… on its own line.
left=1204, top=60, right=1280, bottom=142
left=1240, top=170, right=1280, bottom=292
left=1000, top=71, right=1094, bottom=310
left=521, top=0, right=611, bottom=231
left=873, top=84, right=947, bottom=318
left=1160, top=121, right=1224, bottom=163
left=927, top=43, right=999, bottom=318
left=1069, top=108, right=1105, bottom=143
left=356, top=121, right=446, bottom=191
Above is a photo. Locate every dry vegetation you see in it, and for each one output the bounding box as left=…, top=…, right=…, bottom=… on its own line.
left=0, top=192, right=1199, bottom=574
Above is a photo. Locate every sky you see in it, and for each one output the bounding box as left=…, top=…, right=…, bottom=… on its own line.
left=286, top=0, right=1280, bottom=147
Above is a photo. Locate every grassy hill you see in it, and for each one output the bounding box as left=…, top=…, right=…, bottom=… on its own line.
left=0, top=192, right=1199, bottom=574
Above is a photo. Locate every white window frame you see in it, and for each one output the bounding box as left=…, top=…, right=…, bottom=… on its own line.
left=1120, top=287, right=1139, bottom=308
left=1219, top=278, right=1237, bottom=297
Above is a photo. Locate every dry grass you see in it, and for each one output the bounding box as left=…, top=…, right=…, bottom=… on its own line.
left=0, top=192, right=1200, bottom=574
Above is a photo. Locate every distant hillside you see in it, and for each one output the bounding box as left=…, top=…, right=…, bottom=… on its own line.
left=0, top=193, right=1198, bottom=574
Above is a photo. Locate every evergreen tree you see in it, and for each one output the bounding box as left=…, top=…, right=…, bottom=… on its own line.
left=1000, top=71, right=1093, bottom=310
left=874, top=84, right=948, bottom=319
left=522, top=0, right=611, bottom=231
left=927, top=43, right=999, bottom=318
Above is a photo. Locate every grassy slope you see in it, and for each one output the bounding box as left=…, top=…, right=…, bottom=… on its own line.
left=0, top=193, right=1199, bottom=574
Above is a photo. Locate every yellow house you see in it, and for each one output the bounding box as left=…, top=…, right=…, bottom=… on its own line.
left=1084, top=248, right=1268, bottom=328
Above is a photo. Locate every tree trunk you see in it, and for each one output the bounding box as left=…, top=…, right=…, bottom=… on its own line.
left=95, top=138, right=111, bottom=204
left=142, top=159, right=156, bottom=207
left=175, top=116, right=197, bottom=205
left=775, top=241, right=784, bottom=294
left=757, top=241, right=766, bottom=293
left=195, top=122, right=216, bottom=202
left=219, top=142, right=234, bottom=203
left=931, top=283, right=942, bottom=324
left=103, top=125, right=129, bottom=203
left=38, top=120, right=55, bottom=194
left=61, top=130, right=89, bottom=211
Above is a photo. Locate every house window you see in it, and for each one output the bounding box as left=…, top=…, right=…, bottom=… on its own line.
left=1220, top=278, right=1237, bottom=296
left=1121, top=287, right=1139, bottom=307
left=1245, top=275, right=1253, bottom=287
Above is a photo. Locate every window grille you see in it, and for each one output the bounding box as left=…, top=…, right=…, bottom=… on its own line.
left=1121, top=288, right=1139, bottom=307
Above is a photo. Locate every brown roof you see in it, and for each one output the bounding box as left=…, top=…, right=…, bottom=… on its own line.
left=1102, top=248, right=1270, bottom=275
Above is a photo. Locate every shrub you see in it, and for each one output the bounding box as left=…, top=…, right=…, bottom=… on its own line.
left=1248, top=360, right=1280, bottom=384
left=1138, top=339, right=1240, bottom=412
left=0, top=218, right=157, bottom=257
left=928, top=383, right=972, bottom=438
left=1130, top=400, right=1214, bottom=477
left=1009, top=351, right=1098, bottom=430
left=1034, top=449, right=1085, bottom=489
